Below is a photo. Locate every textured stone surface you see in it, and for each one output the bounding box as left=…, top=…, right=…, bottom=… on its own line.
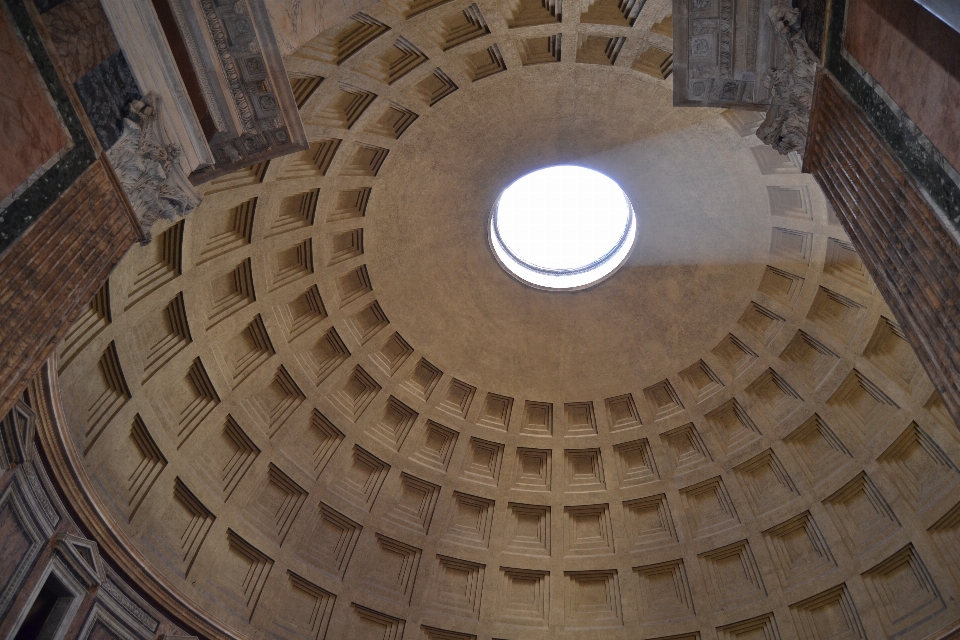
left=52, top=1, right=960, bottom=638
left=33, top=0, right=70, bottom=12
left=40, top=0, right=120, bottom=86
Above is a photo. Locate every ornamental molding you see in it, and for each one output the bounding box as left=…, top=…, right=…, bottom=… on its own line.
left=0, top=398, right=35, bottom=469
left=22, top=460, right=60, bottom=531
left=54, top=533, right=105, bottom=588
left=101, top=579, right=160, bottom=633
left=164, top=0, right=308, bottom=183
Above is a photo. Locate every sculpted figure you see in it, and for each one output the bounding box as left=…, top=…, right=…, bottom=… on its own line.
left=106, top=92, right=202, bottom=242
left=756, top=6, right=818, bottom=155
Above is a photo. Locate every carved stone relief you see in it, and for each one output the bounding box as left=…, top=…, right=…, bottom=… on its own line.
left=674, top=0, right=817, bottom=155
left=756, top=6, right=817, bottom=154
left=105, top=93, right=201, bottom=242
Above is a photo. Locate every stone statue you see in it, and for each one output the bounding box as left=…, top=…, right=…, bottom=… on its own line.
left=756, top=6, right=818, bottom=155
left=106, top=92, right=201, bottom=243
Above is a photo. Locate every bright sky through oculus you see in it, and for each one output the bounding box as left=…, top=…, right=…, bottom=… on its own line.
left=490, top=165, right=637, bottom=290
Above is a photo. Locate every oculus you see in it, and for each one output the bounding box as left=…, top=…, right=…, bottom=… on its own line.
left=489, top=165, right=637, bottom=290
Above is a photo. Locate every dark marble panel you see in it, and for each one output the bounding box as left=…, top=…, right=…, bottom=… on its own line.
left=0, top=502, right=32, bottom=599
left=0, top=0, right=94, bottom=256
left=795, top=0, right=828, bottom=59
left=33, top=0, right=70, bottom=13
left=42, top=0, right=120, bottom=85
left=823, top=0, right=960, bottom=229
left=74, top=50, right=142, bottom=152
left=86, top=620, right=125, bottom=640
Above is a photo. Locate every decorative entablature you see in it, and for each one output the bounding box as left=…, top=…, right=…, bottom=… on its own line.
left=673, top=0, right=790, bottom=108
left=673, top=0, right=817, bottom=156
left=97, top=0, right=308, bottom=238
left=160, top=0, right=308, bottom=184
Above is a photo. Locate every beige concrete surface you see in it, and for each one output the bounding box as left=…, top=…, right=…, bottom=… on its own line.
left=54, top=0, right=960, bottom=638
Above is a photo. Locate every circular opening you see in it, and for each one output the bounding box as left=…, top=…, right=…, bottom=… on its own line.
left=489, top=165, right=638, bottom=290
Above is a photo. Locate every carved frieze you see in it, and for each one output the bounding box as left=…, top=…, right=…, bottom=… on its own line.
left=21, top=459, right=60, bottom=531
left=163, top=0, right=308, bottom=184
left=0, top=476, right=48, bottom=620
left=673, top=0, right=789, bottom=108
left=106, top=94, right=201, bottom=242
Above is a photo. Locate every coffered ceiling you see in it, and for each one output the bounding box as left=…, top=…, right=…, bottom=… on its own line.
left=53, top=0, right=960, bottom=638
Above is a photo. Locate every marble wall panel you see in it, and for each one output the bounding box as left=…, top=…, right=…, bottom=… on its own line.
left=0, top=0, right=95, bottom=255
left=40, top=0, right=120, bottom=86
left=845, top=0, right=960, bottom=176
left=821, top=0, right=960, bottom=228
left=0, top=3, right=70, bottom=204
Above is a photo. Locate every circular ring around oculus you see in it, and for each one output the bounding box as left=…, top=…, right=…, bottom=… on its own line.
left=489, top=165, right=638, bottom=290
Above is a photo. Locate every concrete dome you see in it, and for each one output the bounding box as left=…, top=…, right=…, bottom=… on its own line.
left=52, top=0, right=960, bottom=638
